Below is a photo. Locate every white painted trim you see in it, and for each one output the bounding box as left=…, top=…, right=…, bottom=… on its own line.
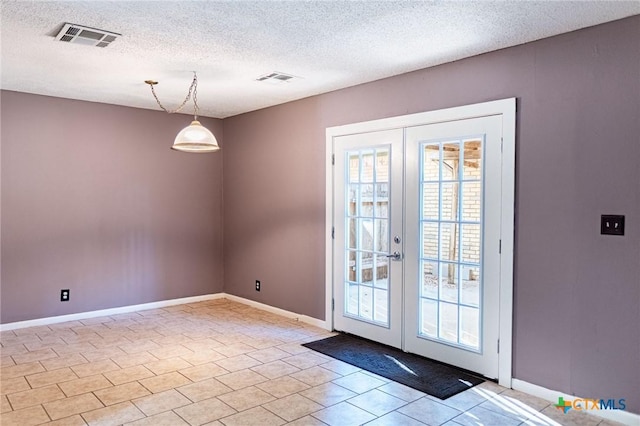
left=325, top=133, right=335, bottom=333
left=498, top=98, right=516, bottom=389
left=513, top=379, right=640, bottom=425
left=325, top=98, right=516, bottom=387
left=223, top=294, right=330, bottom=330
left=326, top=99, right=515, bottom=138
left=0, top=294, right=224, bottom=331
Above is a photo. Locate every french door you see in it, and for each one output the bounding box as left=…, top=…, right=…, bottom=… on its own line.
left=328, top=100, right=514, bottom=382
left=332, top=129, right=404, bottom=348
left=403, top=116, right=502, bottom=379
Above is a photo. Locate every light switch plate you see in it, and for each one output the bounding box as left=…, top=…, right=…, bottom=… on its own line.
left=601, top=215, right=625, bottom=236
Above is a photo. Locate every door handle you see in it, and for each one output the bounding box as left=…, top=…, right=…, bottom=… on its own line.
left=385, top=251, right=403, bottom=261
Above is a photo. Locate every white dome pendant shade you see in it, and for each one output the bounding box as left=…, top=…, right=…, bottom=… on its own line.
left=145, top=72, right=220, bottom=153
left=172, top=120, right=220, bottom=153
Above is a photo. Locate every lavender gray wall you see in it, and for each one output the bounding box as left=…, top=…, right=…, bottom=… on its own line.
left=223, top=16, right=639, bottom=412
left=1, top=92, right=224, bottom=323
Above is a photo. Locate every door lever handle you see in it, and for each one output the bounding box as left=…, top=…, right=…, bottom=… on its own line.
left=385, top=251, right=403, bottom=260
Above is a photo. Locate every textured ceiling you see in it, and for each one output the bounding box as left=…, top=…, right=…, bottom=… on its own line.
left=1, top=1, right=638, bottom=118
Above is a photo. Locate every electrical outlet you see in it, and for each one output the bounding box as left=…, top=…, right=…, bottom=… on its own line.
left=60, top=289, right=70, bottom=302
left=255, top=280, right=261, bottom=292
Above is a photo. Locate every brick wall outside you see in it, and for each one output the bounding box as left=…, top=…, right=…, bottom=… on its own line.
left=346, top=144, right=482, bottom=285
left=422, top=142, right=482, bottom=266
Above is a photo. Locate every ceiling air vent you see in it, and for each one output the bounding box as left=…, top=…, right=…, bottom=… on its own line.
left=256, top=72, right=298, bottom=85
left=55, top=23, right=120, bottom=47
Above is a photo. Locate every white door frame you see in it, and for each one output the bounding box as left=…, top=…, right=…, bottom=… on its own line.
left=325, top=98, right=516, bottom=388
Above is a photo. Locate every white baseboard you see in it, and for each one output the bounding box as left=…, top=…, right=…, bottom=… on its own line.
left=0, top=294, right=224, bottom=331
left=222, top=293, right=330, bottom=330
left=0, top=292, right=330, bottom=332
left=512, top=378, right=639, bottom=425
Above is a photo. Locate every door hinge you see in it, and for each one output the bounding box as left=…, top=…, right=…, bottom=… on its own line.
left=332, top=299, right=335, bottom=311
left=331, top=154, right=335, bottom=165
left=499, top=239, right=502, bottom=254
left=331, top=227, right=335, bottom=239
left=501, top=137, right=503, bottom=152
left=497, top=339, right=500, bottom=354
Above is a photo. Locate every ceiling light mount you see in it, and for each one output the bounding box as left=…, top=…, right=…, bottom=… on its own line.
left=145, top=72, right=219, bottom=153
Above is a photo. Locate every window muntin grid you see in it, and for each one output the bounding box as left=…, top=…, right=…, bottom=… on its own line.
left=345, top=148, right=391, bottom=326
left=419, top=138, right=483, bottom=350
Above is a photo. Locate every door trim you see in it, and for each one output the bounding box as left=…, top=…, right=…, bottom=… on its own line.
left=326, top=98, right=516, bottom=387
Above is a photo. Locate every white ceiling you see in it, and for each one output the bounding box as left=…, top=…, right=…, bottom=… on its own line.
left=1, top=1, right=638, bottom=119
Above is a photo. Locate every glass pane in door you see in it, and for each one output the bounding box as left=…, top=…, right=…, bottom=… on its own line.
left=419, top=139, right=483, bottom=350
left=344, top=147, right=390, bottom=326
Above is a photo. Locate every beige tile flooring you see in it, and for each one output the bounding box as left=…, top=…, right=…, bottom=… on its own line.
left=0, top=299, right=624, bottom=426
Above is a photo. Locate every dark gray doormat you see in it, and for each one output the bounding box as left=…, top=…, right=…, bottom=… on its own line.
left=303, top=333, right=484, bottom=400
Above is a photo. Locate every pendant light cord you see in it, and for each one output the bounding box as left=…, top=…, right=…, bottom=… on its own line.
left=147, top=72, right=199, bottom=119
left=192, top=73, right=199, bottom=120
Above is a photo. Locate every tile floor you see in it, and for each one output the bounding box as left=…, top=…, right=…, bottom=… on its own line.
left=0, top=299, right=625, bottom=426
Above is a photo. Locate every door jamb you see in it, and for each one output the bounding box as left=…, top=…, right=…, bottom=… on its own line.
left=325, top=98, right=516, bottom=388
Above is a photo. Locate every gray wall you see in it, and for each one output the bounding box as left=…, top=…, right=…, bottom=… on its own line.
left=223, top=16, right=639, bottom=412
left=1, top=92, right=225, bottom=323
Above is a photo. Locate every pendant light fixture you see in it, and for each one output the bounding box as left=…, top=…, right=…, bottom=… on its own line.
left=145, top=72, right=220, bottom=153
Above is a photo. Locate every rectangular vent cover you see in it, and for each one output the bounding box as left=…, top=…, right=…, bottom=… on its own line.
left=256, top=72, right=298, bottom=84
left=55, top=23, right=120, bottom=47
